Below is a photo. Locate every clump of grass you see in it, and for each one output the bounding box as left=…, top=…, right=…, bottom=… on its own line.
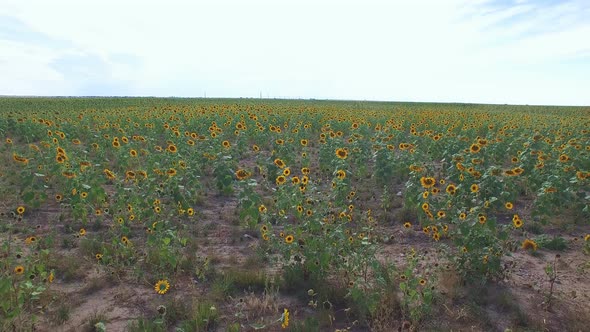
left=178, top=301, right=219, bottom=331
left=127, top=318, right=165, bottom=332
left=212, top=269, right=267, bottom=299
left=84, top=311, right=108, bottom=332
left=534, top=235, right=568, bottom=251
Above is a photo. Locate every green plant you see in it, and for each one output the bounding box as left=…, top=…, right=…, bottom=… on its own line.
left=398, top=249, right=436, bottom=327
left=544, top=254, right=559, bottom=310
left=534, top=234, right=568, bottom=251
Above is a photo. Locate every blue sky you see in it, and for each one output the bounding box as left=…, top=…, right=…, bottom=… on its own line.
left=1, top=0, right=589, bottom=105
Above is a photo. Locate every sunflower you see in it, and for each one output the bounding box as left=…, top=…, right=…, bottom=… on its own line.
left=167, top=144, right=178, bottom=153
left=336, top=170, right=346, bottom=180
left=522, top=239, right=538, bottom=251
left=12, top=153, right=29, bottom=164
left=478, top=214, right=487, bottom=224
left=167, top=168, right=177, bottom=177
left=433, top=232, right=440, bottom=241
left=470, top=184, right=479, bottom=193
left=283, top=168, right=291, bottom=176
left=55, top=194, right=63, bottom=201
left=469, top=144, right=481, bottom=153
left=187, top=208, right=194, bottom=216
left=155, top=279, right=170, bottom=295
left=16, top=206, right=25, bottom=215
left=121, top=236, right=130, bottom=245
left=403, top=222, right=411, bottom=229
left=276, top=175, right=286, bottom=185
left=301, top=176, right=309, bottom=185
left=422, top=191, right=429, bottom=199
left=420, top=177, right=436, bottom=189
left=274, top=158, right=286, bottom=169
left=235, top=169, right=250, bottom=180
left=421, top=202, right=429, bottom=211
left=419, top=279, right=426, bottom=286
left=300, top=139, right=308, bottom=146
left=281, top=308, right=290, bottom=329
left=335, top=148, right=348, bottom=159
left=291, top=176, right=300, bottom=184
left=14, top=266, right=25, bottom=275
left=258, top=205, right=267, bottom=213
left=558, top=154, right=569, bottom=162
left=79, top=228, right=87, bottom=236
left=505, top=202, right=513, bottom=210
left=285, top=235, right=294, bottom=244
left=585, top=234, right=590, bottom=241
left=446, top=184, right=457, bottom=195
left=437, top=211, right=446, bottom=218
left=301, top=167, right=310, bottom=175
left=95, top=253, right=103, bottom=261
left=104, top=169, right=116, bottom=180
left=504, top=169, right=516, bottom=176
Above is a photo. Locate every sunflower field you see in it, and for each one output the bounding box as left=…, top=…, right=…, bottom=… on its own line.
left=1, top=97, right=589, bottom=331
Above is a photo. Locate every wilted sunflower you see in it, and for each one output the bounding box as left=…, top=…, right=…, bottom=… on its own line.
left=522, top=239, right=538, bottom=251
left=154, top=279, right=170, bottom=295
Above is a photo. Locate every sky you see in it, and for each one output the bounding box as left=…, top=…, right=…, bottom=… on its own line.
left=0, top=0, right=589, bottom=105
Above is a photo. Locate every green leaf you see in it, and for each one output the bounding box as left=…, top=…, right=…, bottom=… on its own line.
left=22, top=191, right=35, bottom=204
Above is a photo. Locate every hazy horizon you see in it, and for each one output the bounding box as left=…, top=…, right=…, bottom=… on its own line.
left=1, top=0, right=589, bottom=106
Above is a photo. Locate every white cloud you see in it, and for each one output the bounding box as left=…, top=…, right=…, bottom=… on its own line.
left=0, top=0, right=588, bottom=104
